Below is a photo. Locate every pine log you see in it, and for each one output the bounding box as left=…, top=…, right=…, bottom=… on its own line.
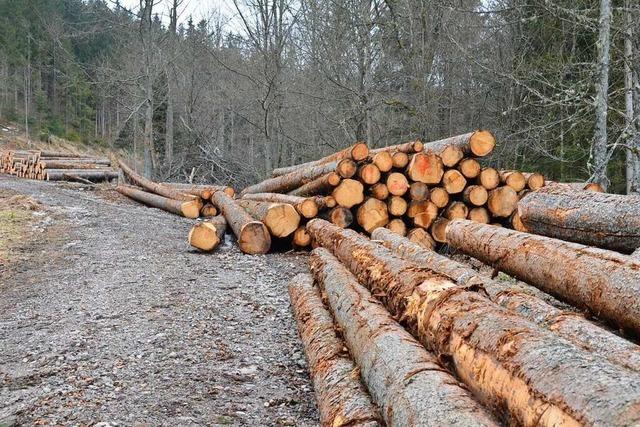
left=119, top=160, right=198, bottom=202
left=478, top=167, right=500, bottom=190
left=487, top=186, right=518, bottom=217
left=521, top=172, right=545, bottom=190
left=332, top=179, right=364, bottom=208
left=408, top=182, right=429, bottom=201
left=62, top=173, right=96, bottom=185
left=288, top=273, right=382, bottom=427
left=431, top=217, right=449, bottom=243
left=321, top=207, right=353, bottom=228
left=292, top=226, right=312, bottom=248
left=161, top=183, right=235, bottom=198
left=406, top=200, right=432, bottom=218
left=406, top=227, right=436, bottom=250
left=385, top=218, right=407, bottom=236
left=188, top=216, right=227, bottom=251
left=510, top=211, right=527, bottom=231
left=385, top=172, right=409, bottom=196
left=336, top=159, right=358, bottom=179
left=357, top=163, right=381, bottom=185
left=633, top=248, right=640, bottom=260
left=46, top=169, right=119, bottom=181
left=442, top=169, right=467, bottom=194
left=288, top=172, right=341, bottom=197
left=356, top=198, right=388, bottom=233
left=211, top=191, right=271, bottom=254
left=308, top=219, right=640, bottom=426
left=421, top=142, right=464, bottom=167
left=406, top=153, right=444, bottom=184
left=371, top=227, right=640, bottom=373
left=545, top=181, right=605, bottom=193
left=413, top=203, right=438, bottom=229
left=368, top=183, right=389, bottom=200
left=468, top=207, right=491, bottom=224
left=391, top=151, right=409, bottom=168
left=445, top=201, right=469, bottom=220
left=446, top=219, right=640, bottom=335
left=309, top=248, right=498, bottom=426
left=271, top=142, right=369, bottom=177
left=200, top=203, right=218, bottom=217
left=499, top=170, right=526, bottom=192
left=387, top=196, right=407, bottom=217
left=40, top=160, right=111, bottom=169
left=421, top=130, right=496, bottom=157
left=242, top=193, right=318, bottom=219
left=518, top=186, right=640, bottom=253
left=236, top=199, right=300, bottom=238
left=371, top=151, right=393, bottom=172
left=429, top=187, right=449, bottom=208
left=458, top=158, right=481, bottom=178
left=116, top=185, right=201, bottom=218
left=463, top=185, right=489, bottom=206
left=369, top=140, right=423, bottom=155
left=314, top=195, right=336, bottom=210
left=241, top=161, right=340, bottom=195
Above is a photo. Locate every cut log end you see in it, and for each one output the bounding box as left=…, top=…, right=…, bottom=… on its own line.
left=469, top=130, right=496, bottom=157
left=479, top=167, right=500, bottom=190
left=459, top=158, right=481, bottom=178
left=299, top=199, right=319, bottom=219
left=407, top=153, right=444, bottom=184
left=372, top=151, right=393, bottom=172
left=468, top=207, right=490, bottom=224
left=328, top=207, right=354, bottom=228
left=332, top=179, right=365, bottom=208
left=188, top=222, right=222, bottom=251
left=407, top=227, right=436, bottom=250
left=439, top=145, right=464, bottom=167
left=431, top=217, right=449, bottom=243
left=264, top=203, right=301, bottom=237
left=293, top=226, right=311, bottom=247
left=238, top=221, right=271, bottom=254
left=386, top=218, right=407, bottom=236
left=442, top=169, right=467, bottom=194
left=487, top=186, right=518, bottom=217
left=357, top=198, right=389, bottom=233
left=358, top=163, right=381, bottom=185
left=337, top=159, right=358, bottom=179
left=386, top=172, right=409, bottom=196
left=391, top=151, right=409, bottom=168
left=430, top=187, right=450, bottom=208
left=463, top=185, right=489, bottom=206
left=181, top=200, right=203, bottom=219
left=351, top=142, right=370, bottom=161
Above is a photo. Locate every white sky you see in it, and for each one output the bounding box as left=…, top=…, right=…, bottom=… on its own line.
left=118, top=0, right=239, bottom=26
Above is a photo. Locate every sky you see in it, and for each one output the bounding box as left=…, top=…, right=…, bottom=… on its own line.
left=118, top=0, right=238, bottom=26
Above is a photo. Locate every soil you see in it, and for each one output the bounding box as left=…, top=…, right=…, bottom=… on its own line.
left=0, top=175, right=318, bottom=426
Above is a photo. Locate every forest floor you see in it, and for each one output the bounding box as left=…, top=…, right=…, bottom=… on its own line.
left=0, top=175, right=318, bottom=426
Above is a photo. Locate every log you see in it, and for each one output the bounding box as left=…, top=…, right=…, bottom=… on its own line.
left=211, top=191, right=271, bottom=254
left=391, top=151, right=409, bottom=168
left=431, top=217, right=449, bottom=243
left=442, top=169, right=467, bottom=194
left=356, top=198, right=389, bottom=233
left=408, top=182, right=429, bottom=201
left=499, top=170, right=526, bottom=192
left=236, top=199, right=300, bottom=238
left=116, top=185, right=201, bottom=218
left=406, top=227, right=435, bottom=250
left=510, top=211, right=527, bottom=231
left=633, top=248, right=640, bottom=260
left=200, top=203, right=218, bottom=217
left=463, top=185, right=489, bottom=206
left=46, top=169, right=119, bottom=181
left=406, top=200, right=433, bottom=218
left=385, top=172, right=409, bottom=196
left=292, top=226, right=312, bottom=248
left=288, top=172, right=341, bottom=197
left=371, top=227, right=640, bottom=373
left=336, top=158, right=358, bottom=179
left=458, top=158, right=481, bottom=178
left=468, top=207, right=490, bottom=224
left=478, top=167, right=500, bottom=190
left=332, top=179, right=364, bottom=208
left=446, top=219, right=640, bottom=335
left=61, top=174, right=96, bottom=186
left=521, top=172, right=545, bottom=190
left=406, top=152, right=444, bottom=184
left=385, top=218, right=407, bottom=236
left=518, top=186, right=640, bottom=253
left=371, top=151, right=393, bottom=172
left=242, top=193, right=318, bottom=219
left=487, top=186, right=518, bottom=217
left=119, top=161, right=197, bottom=202
left=413, top=203, right=438, bottom=229
left=40, top=160, right=111, bottom=168
left=421, top=130, right=496, bottom=157
left=271, top=142, right=369, bottom=176
left=369, top=140, right=423, bottom=155
left=431, top=144, right=464, bottom=167
left=368, top=183, right=389, bottom=200
left=241, top=161, right=340, bottom=195
left=308, top=219, right=640, bottom=426
left=314, top=195, right=336, bottom=210
left=288, top=273, right=382, bottom=427
left=445, top=201, right=469, bottom=220
left=429, top=187, right=449, bottom=208
left=357, top=163, right=381, bottom=185
left=161, top=183, right=235, bottom=198
left=322, top=206, right=353, bottom=228
left=387, top=196, right=407, bottom=217
left=188, top=216, right=227, bottom=251
left=545, top=181, right=605, bottom=193
left=309, top=248, right=498, bottom=427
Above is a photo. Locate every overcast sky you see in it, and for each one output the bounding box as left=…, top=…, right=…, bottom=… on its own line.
left=118, top=0, right=238, bottom=26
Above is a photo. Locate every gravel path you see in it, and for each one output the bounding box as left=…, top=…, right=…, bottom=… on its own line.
left=0, top=175, right=318, bottom=426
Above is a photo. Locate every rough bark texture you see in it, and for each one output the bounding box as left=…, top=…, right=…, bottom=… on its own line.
left=421, top=131, right=496, bottom=157
left=371, top=227, right=640, bottom=373
left=241, top=161, right=340, bottom=195
left=161, top=183, right=235, bottom=198
left=307, top=219, right=640, bottom=426
left=518, top=186, right=640, bottom=253
left=46, top=169, right=119, bottom=182
left=211, top=191, right=271, bottom=254
left=119, top=160, right=197, bottom=202
left=288, top=273, right=381, bottom=427
left=369, top=140, right=423, bottom=155
left=236, top=199, right=300, bottom=238
left=544, top=181, right=605, bottom=193
left=288, top=173, right=341, bottom=197
left=116, top=185, right=200, bottom=218
left=241, top=193, right=318, bottom=219
left=446, top=219, right=640, bottom=335
left=309, top=248, right=498, bottom=427
left=188, top=215, right=227, bottom=251
left=272, top=142, right=369, bottom=177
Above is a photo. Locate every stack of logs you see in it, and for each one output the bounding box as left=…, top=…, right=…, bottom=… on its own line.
left=0, top=149, right=118, bottom=182
left=239, top=130, right=558, bottom=249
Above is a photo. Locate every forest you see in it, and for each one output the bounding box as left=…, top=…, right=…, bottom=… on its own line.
left=0, top=0, right=638, bottom=193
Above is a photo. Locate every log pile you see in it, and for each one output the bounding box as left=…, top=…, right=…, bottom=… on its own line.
left=0, top=149, right=117, bottom=182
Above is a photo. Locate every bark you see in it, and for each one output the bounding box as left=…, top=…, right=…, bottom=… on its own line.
left=211, top=191, right=271, bottom=254
left=309, top=248, right=497, bottom=427
left=421, top=130, right=496, bottom=158
left=458, top=158, right=481, bottom=178
left=442, top=169, right=467, bottom=194
left=446, top=219, right=640, bottom=335
left=188, top=215, right=227, bottom=252
left=307, top=219, right=640, bottom=426
left=356, top=198, right=388, bottom=233
left=479, top=167, right=500, bottom=190
left=116, top=185, right=200, bottom=218
left=544, top=181, right=605, bottom=193
left=288, top=273, right=382, bottom=427
left=518, top=186, right=640, bottom=252
left=242, top=193, right=318, bottom=219
left=371, top=227, right=640, bottom=373
left=369, top=140, right=423, bottom=155
left=632, top=248, right=640, bottom=260
left=119, top=160, right=198, bottom=202
left=406, top=152, right=443, bottom=184
left=160, top=183, right=235, bottom=199
left=288, top=173, right=341, bottom=197
left=271, top=142, right=369, bottom=177
left=46, top=169, right=119, bottom=182
left=241, top=161, right=340, bottom=195
left=40, top=159, right=111, bottom=168
left=624, top=0, right=640, bottom=194
left=331, top=179, right=364, bottom=208
left=236, top=199, right=300, bottom=238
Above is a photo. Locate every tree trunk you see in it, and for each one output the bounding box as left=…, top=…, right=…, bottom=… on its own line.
left=446, top=219, right=640, bottom=335
left=369, top=140, right=422, bottom=155
left=211, top=191, right=271, bottom=254
left=46, top=169, right=119, bottom=182
left=421, top=130, right=496, bottom=157
left=160, top=183, right=235, bottom=199
left=309, top=248, right=498, bottom=427
left=236, top=199, right=300, bottom=238
left=624, top=0, right=639, bottom=194
left=116, top=185, right=200, bottom=218
left=544, top=181, right=605, bottom=193
left=271, top=142, right=368, bottom=177
left=241, top=161, right=340, bottom=195
left=119, top=160, right=200, bottom=203
left=307, top=219, right=640, bottom=426
left=241, top=193, right=318, bottom=219
left=371, top=227, right=640, bottom=373
left=518, top=186, right=640, bottom=252
left=288, top=273, right=382, bottom=427
left=165, top=74, right=174, bottom=167
left=287, top=172, right=341, bottom=197
left=188, top=215, right=227, bottom=252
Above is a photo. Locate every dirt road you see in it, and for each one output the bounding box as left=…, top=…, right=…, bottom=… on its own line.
left=0, top=175, right=318, bottom=426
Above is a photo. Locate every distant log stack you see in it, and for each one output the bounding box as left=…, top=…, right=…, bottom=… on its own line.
left=1, top=149, right=117, bottom=182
